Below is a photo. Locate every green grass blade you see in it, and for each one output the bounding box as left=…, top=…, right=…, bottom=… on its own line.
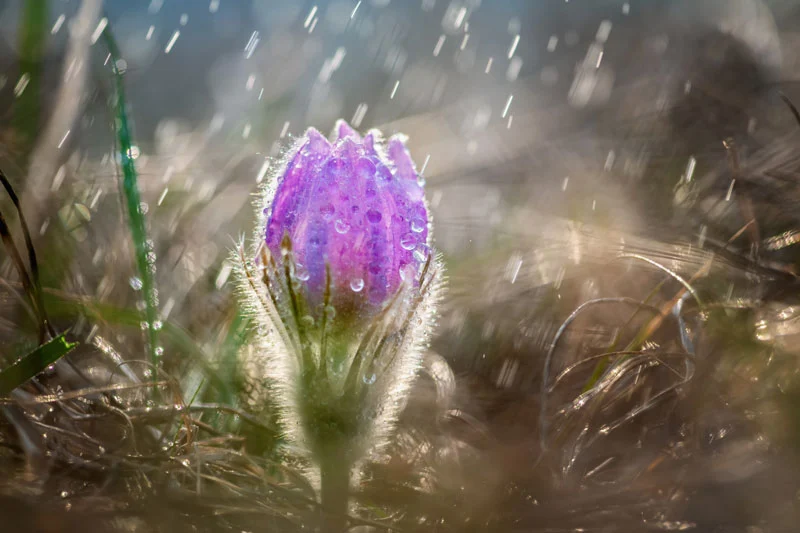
left=13, top=0, right=48, bottom=151
left=217, top=308, right=250, bottom=405
left=0, top=169, right=52, bottom=339
left=0, top=334, right=77, bottom=395
left=100, top=26, right=161, bottom=378
left=41, top=291, right=233, bottom=398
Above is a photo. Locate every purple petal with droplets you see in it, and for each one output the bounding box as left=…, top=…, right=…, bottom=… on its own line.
left=265, top=129, right=332, bottom=253
left=387, top=135, right=416, bottom=182
left=264, top=121, right=429, bottom=316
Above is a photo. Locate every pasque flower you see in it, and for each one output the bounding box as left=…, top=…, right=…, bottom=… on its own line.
left=237, top=120, right=443, bottom=531
left=264, top=120, right=431, bottom=316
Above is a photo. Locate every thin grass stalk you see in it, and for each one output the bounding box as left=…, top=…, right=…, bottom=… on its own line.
left=13, top=0, right=47, bottom=151
left=101, top=26, right=161, bottom=380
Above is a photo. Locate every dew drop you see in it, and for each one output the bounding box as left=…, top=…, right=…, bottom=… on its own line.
left=399, top=265, right=408, bottom=281
left=320, top=203, right=335, bottom=220
left=355, top=157, right=376, bottom=179
left=327, top=158, right=347, bottom=175
left=295, top=263, right=310, bottom=281
left=335, top=219, right=351, bottom=234
left=129, top=277, right=143, bottom=290
left=376, top=165, right=392, bottom=183
left=363, top=373, right=377, bottom=384
left=413, top=244, right=430, bottom=262
left=411, top=218, right=426, bottom=233
left=367, top=209, right=382, bottom=223
left=400, top=233, right=416, bottom=250
left=350, top=278, right=365, bottom=292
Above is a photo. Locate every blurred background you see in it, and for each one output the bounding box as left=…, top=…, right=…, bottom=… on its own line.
left=3, top=0, right=800, bottom=531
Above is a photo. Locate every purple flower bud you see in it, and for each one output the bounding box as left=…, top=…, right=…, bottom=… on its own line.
left=239, top=120, right=445, bottom=519
left=264, top=120, right=430, bottom=314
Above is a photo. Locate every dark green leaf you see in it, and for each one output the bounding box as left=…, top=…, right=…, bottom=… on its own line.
left=0, top=334, right=77, bottom=395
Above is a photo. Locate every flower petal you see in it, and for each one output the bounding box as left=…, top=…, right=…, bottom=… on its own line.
left=387, top=135, right=416, bottom=182
left=332, top=119, right=361, bottom=143
left=265, top=130, right=332, bottom=252
left=264, top=122, right=431, bottom=316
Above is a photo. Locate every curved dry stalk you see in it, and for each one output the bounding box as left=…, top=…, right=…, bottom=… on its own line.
left=539, top=297, right=665, bottom=450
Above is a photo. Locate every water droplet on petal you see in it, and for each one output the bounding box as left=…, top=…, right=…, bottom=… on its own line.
left=411, top=217, right=426, bottom=233
left=363, top=373, right=377, bottom=384
left=376, top=165, right=392, bottom=183
left=413, top=244, right=430, bottom=262
left=295, top=263, right=310, bottom=281
left=402, top=180, right=424, bottom=202
left=326, top=158, right=347, bottom=176
left=335, top=219, right=351, bottom=234
left=350, top=278, right=365, bottom=292
left=367, top=209, right=382, bottom=223
left=320, top=203, right=335, bottom=220
left=400, top=233, right=416, bottom=250
left=355, top=157, right=376, bottom=179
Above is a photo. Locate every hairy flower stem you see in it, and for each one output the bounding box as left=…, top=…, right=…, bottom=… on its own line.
left=320, top=445, right=350, bottom=533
